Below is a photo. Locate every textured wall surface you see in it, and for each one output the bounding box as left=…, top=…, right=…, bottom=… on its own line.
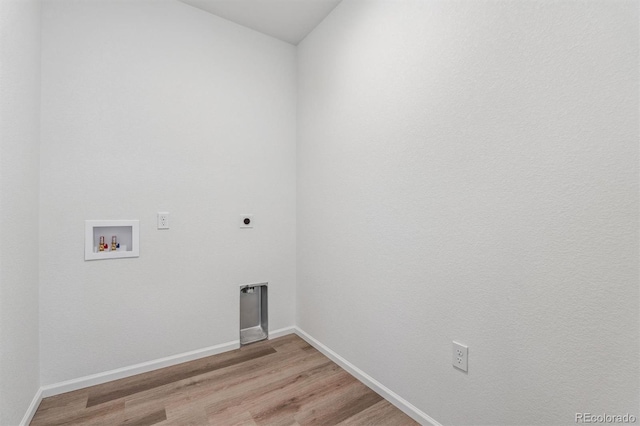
left=0, top=0, right=42, bottom=423
left=39, top=0, right=296, bottom=385
left=297, top=1, right=639, bottom=424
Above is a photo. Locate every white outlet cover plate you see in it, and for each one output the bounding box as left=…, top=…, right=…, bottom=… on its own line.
left=240, top=214, right=254, bottom=228
left=157, top=212, right=169, bottom=229
left=453, top=341, right=468, bottom=372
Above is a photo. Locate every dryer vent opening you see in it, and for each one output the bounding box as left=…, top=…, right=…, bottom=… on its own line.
left=240, top=283, right=268, bottom=345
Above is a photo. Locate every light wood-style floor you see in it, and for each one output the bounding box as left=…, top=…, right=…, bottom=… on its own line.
left=31, top=334, right=417, bottom=425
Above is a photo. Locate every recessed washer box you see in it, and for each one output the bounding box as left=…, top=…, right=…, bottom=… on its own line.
left=85, top=220, right=139, bottom=260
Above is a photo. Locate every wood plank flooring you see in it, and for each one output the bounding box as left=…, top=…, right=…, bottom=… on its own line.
left=31, top=334, right=417, bottom=426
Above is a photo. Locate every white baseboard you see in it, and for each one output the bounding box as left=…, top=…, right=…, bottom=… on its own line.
left=38, top=326, right=296, bottom=400
left=40, top=339, right=240, bottom=398
left=269, top=326, right=296, bottom=339
left=19, top=387, right=43, bottom=426
left=23, top=326, right=429, bottom=426
left=294, top=327, right=442, bottom=426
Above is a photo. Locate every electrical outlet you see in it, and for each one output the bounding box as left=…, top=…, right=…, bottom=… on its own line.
left=240, top=214, right=253, bottom=228
left=453, top=341, right=468, bottom=372
left=157, top=212, right=169, bottom=229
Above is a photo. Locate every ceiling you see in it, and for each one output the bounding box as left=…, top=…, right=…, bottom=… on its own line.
left=178, top=0, right=342, bottom=45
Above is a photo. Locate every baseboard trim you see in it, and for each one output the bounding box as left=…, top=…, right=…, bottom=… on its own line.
left=25, top=325, right=429, bottom=425
left=38, top=326, right=297, bottom=400
left=294, top=327, right=442, bottom=426
left=269, top=326, right=296, bottom=339
left=40, top=339, right=240, bottom=398
left=19, top=387, right=43, bottom=426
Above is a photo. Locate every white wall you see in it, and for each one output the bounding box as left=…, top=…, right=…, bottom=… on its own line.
left=0, top=0, right=42, bottom=423
left=297, top=1, right=639, bottom=425
left=39, top=0, right=296, bottom=385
